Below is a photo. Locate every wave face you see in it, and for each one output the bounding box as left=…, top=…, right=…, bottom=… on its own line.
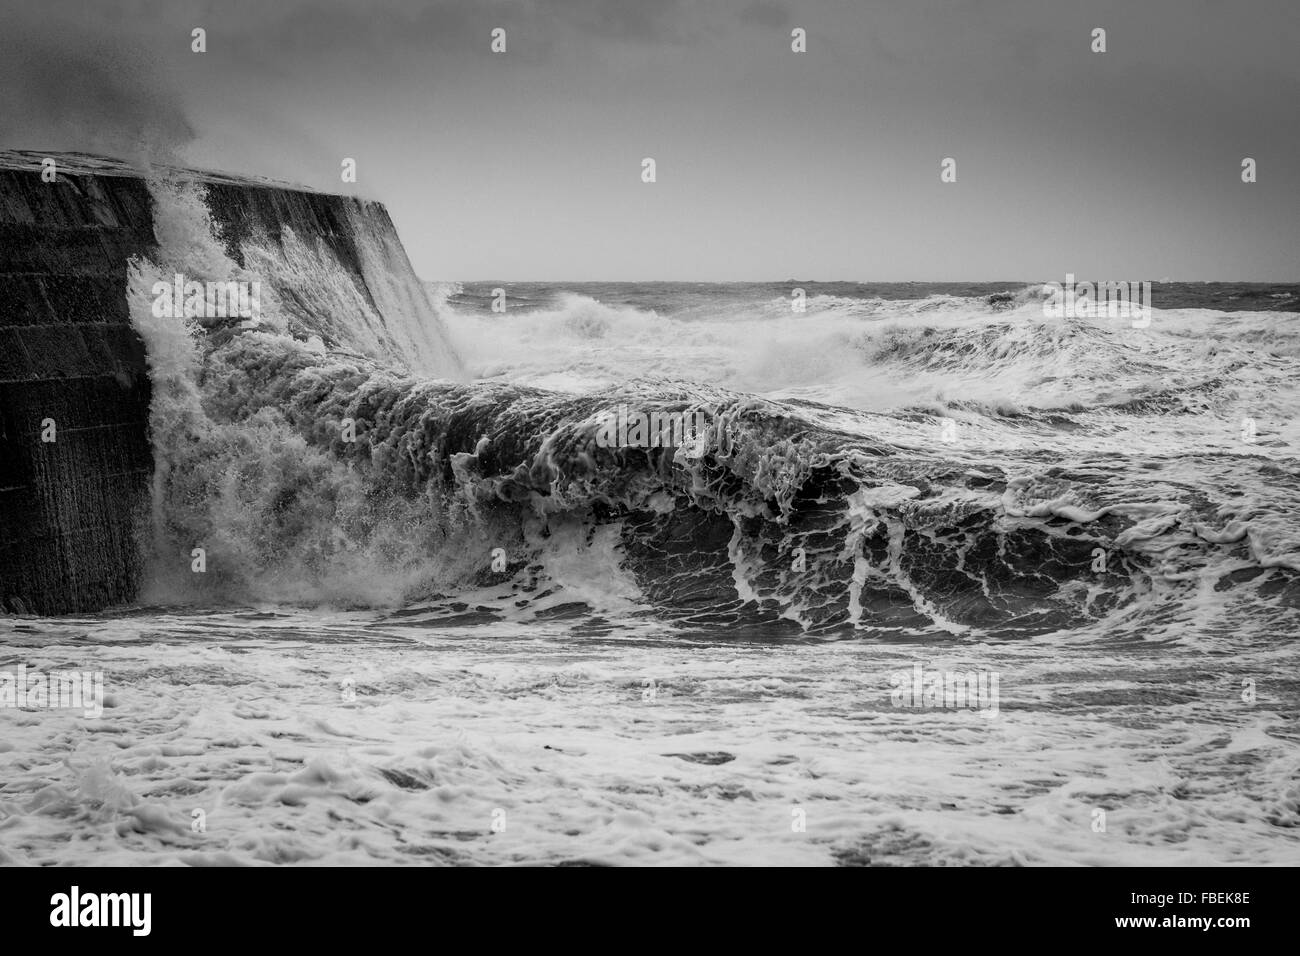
left=125, top=186, right=1300, bottom=642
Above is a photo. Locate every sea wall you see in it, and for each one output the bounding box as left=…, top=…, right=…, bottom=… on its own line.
left=0, top=160, right=156, bottom=614
left=0, top=152, right=456, bottom=614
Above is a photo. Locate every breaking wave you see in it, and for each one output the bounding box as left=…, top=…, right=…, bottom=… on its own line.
left=127, top=180, right=1300, bottom=639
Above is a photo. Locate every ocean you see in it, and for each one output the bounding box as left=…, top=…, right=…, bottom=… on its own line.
left=2, top=180, right=1298, bottom=866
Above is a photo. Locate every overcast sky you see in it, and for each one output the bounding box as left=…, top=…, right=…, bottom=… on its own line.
left=2, top=0, right=1298, bottom=281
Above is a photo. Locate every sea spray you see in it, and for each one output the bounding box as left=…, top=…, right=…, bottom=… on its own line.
left=127, top=181, right=467, bottom=606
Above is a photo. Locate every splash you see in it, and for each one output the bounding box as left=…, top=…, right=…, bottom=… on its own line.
left=127, top=181, right=469, bottom=606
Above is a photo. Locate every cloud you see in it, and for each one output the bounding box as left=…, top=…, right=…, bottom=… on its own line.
left=739, top=1, right=790, bottom=29
left=0, top=12, right=195, bottom=163
left=537, top=0, right=685, bottom=43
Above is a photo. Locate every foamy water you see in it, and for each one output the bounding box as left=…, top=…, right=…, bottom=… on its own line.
left=3, top=606, right=1297, bottom=865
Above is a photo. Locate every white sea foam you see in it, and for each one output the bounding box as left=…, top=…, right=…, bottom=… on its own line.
left=1, top=608, right=1297, bottom=865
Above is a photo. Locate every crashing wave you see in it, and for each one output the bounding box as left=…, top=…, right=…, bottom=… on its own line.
left=125, top=180, right=1300, bottom=636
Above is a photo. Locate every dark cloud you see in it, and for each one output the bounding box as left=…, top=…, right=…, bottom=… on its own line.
left=0, top=13, right=195, bottom=164
left=1, top=0, right=1296, bottom=279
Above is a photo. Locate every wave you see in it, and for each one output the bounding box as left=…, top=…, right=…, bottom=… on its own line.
left=121, top=181, right=1300, bottom=638
left=440, top=283, right=1300, bottom=429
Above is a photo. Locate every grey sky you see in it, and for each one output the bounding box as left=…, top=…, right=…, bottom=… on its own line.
left=2, top=0, right=1297, bottom=280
